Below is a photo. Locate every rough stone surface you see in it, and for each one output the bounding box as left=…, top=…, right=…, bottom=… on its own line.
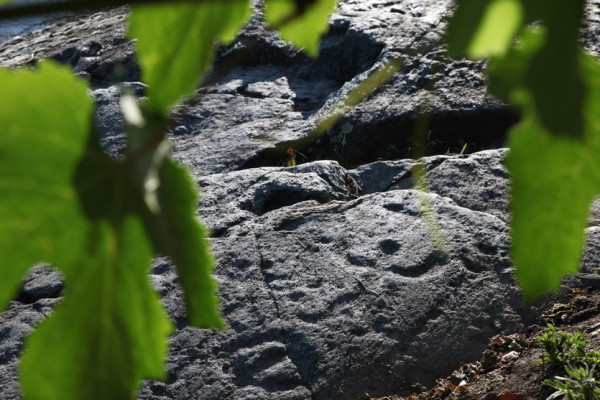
left=1, top=3, right=599, bottom=173
left=1, top=1, right=600, bottom=400
left=0, top=8, right=134, bottom=83
left=170, top=0, right=515, bottom=174
left=350, top=149, right=511, bottom=222
left=0, top=150, right=578, bottom=399
left=0, top=1, right=521, bottom=175
left=187, top=154, right=527, bottom=399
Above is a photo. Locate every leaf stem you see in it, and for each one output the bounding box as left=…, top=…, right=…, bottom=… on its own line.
left=121, top=120, right=169, bottom=169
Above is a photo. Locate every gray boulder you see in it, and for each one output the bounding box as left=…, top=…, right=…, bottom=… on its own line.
left=0, top=150, right=560, bottom=399
left=179, top=153, right=525, bottom=399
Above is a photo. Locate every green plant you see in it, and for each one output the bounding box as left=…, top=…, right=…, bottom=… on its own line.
left=538, top=324, right=600, bottom=370
left=447, top=0, right=600, bottom=300
left=545, top=364, right=600, bottom=400
left=539, top=325, right=587, bottom=368
left=457, top=140, right=468, bottom=156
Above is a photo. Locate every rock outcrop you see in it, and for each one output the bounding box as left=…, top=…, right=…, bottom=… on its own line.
left=1, top=1, right=600, bottom=399
left=158, top=150, right=529, bottom=399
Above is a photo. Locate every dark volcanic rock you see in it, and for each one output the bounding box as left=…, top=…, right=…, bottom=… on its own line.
left=2, top=1, right=600, bottom=400
left=0, top=8, right=135, bottom=84
left=17, top=266, right=63, bottom=304
left=0, top=151, right=545, bottom=399
left=350, top=149, right=510, bottom=222
left=0, top=0, right=518, bottom=176
left=172, top=0, right=517, bottom=174
left=136, top=149, right=589, bottom=399
left=198, top=160, right=358, bottom=236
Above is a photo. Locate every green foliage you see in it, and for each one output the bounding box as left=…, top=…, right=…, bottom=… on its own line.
left=538, top=327, right=600, bottom=399
left=0, top=0, right=338, bottom=399
left=446, top=0, right=523, bottom=59
left=0, top=62, right=92, bottom=312
left=265, top=0, right=337, bottom=57
left=0, top=62, right=178, bottom=400
left=545, top=364, right=600, bottom=400
left=141, top=159, right=224, bottom=327
left=502, top=51, right=600, bottom=299
left=128, top=0, right=252, bottom=113
left=448, top=0, right=584, bottom=137
left=21, top=218, right=171, bottom=400
left=447, top=0, right=599, bottom=299
left=537, top=324, right=600, bottom=369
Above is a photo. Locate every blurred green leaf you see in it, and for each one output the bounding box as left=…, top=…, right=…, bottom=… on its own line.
left=487, top=26, right=545, bottom=103
left=469, top=0, right=522, bottom=58
left=74, top=134, right=142, bottom=223
left=450, top=0, right=585, bottom=137
left=0, top=62, right=91, bottom=311
left=21, top=217, right=172, bottom=400
left=121, top=105, right=172, bottom=215
left=523, top=0, right=584, bottom=137
left=129, top=0, right=251, bottom=113
left=507, top=119, right=594, bottom=298
left=265, top=0, right=337, bottom=57
left=447, top=0, right=523, bottom=59
left=75, top=125, right=223, bottom=329
left=142, top=159, right=224, bottom=328
left=123, top=113, right=223, bottom=328
left=507, top=54, right=600, bottom=299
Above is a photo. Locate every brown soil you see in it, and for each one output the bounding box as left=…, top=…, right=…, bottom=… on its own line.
left=370, top=280, right=600, bottom=400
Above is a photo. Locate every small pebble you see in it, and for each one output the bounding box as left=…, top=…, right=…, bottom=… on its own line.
left=501, top=350, right=519, bottom=362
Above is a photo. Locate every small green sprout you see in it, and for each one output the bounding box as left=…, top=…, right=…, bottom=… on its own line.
left=537, top=324, right=600, bottom=370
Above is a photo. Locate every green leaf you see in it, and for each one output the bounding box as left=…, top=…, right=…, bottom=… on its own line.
left=507, top=119, right=595, bottom=299
left=265, top=0, right=337, bottom=57
left=507, top=54, right=600, bottom=299
left=450, top=0, right=585, bottom=137
left=523, top=0, right=585, bottom=137
left=0, top=61, right=92, bottom=311
left=142, top=159, right=224, bottom=328
left=120, top=100, right=172, bottom=214
left=20, top=217, right=172, bottom=400
left=128, top=0, right=252, bottom=113
left=75, top=130, right=223, bottom=328
left=447, top=0, right=523, bottom=59
left=487, top=26, right=546, bottom=103
left=74, top=134, right=143, bottom=223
